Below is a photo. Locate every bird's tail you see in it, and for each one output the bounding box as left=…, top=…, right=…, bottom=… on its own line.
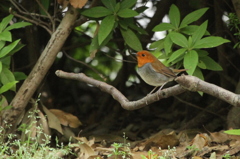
left=172, top=69, right=188, bottom=75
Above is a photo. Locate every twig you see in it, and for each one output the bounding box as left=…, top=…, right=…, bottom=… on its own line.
left=9, top=0, right=52, bottom=34
left=63, top=51, right=107, bottom=81
left=10, top=9, right=52, bottom=35
left=35, top=0, right=55, bottom=31
left=10, top=0, right=49, bottom=18
left=103, top=52, right=136, bottom=64
left=174, top=96, right=224, bottom=119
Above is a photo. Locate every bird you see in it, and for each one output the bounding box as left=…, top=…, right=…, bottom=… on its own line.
left=135, top=50, right=186, bottom=94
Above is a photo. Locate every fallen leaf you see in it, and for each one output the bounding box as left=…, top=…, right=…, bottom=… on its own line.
left=42, top=106, right=63, bottom=134
left=37, top=109, right=51, bottom=144
left=70, top=0, right=88, bottom=8
left=210, top=131, right=229, bottom=143
left=72, top=137, right=96, bottom=158
left=135, top=129, right=179, bottom=150
left=191, top=133, right=210, bottom=150
left=49, top=109, right=82, bottom=128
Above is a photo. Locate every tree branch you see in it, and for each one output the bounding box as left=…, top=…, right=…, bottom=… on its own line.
left=55, top=70, right=186, bottom=110
left=55, top=70, right=240, bottom=109
left=175, top=75, right=240, bottom=107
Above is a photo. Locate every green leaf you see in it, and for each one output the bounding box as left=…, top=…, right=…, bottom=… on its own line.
left=89, top=35, right=99, bottom=57
left=129, top=23, right=148, bottom=35
left=135, top=6, right=148, bottom=13
left=81, top=7, right=112, bottom=18
left=193, top=67, right=204, bottom=95
left=169, top=32, right=188, bottom=48
left=0, top=41, right=5, bottom=50
left=120, top=28, right=142, bottom=51
left=164, top=34, right=173, bottom=54
left=152, top=23, right=175, bottom=32
left=39, top=0, right=50, bottom=15
left=196, top=50, right=209, bottom=57
left=224, top=129, right=240, bottom=135
left=117, top=9, right=138, bottom=18
left=5, top=22, right=32, bottom=31
left=98, top=15, right=115, bottom=45
left=193, top=67, right=204, bottom=81
left=114, top=3, right=121, bottom=12
left=184, top=50, right=198, bottom=75
left=193, top=36, right=230, bottom=48
left=168, top=48, right=186, bottom=63
left=0, top=81, right=18, bottom=94
left=200, top=56, right=222, bottom=71
left=169, top=4, right=180, bottom=28
left=198, top=60, right=207, bottom=69
left=120, top=0, right=137, bottom=9
left=180, top=8, right=208, bottom=28
left=0, top=31, right=11, bottom=42
left=0, top=14, right=13, bottom=33
left=100, top=32, right=113, bottom=47
left=149, top=40, right=164, bottom=49
left=0, top=67, right=16, bottom=91
left=188, top=36, right=193, bottom=48
left=180, top=25, right=210, bottom=35
left=0, top=39, right=20, bottom=58
left=102, top=0, right=116, bottom=11
left=0, top=62, right=2, bottom=73
left=1, top=56, right=10, bottom=66
left=192, top=21, right=208, bottom=44
left=8, top=43, right=25, bottom=56
left=119, top=20, right=129, bottom=30
left=13, top=72, right=27, bottom=81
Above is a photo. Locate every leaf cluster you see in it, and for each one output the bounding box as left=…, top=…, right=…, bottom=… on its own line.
left=81, top=0, right=146, bottom=54
left=0, top=15, right=30, bottom=95
left=151, top=5, right=230, bottom=81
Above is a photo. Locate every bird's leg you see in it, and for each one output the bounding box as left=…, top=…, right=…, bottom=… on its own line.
left=156, top=82, right=167, bottom=100
left=148, top=86, right=159, bottom=95
left=158, top=82, right=167, bottom=91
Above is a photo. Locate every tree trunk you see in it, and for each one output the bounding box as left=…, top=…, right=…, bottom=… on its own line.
left=2, top=6, right=78, bottom=132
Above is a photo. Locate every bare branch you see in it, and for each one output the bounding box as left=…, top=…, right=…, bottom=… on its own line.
left=55, top=70, right=186, bottom=110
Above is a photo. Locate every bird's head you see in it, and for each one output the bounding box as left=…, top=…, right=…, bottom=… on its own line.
left=136, top=50, right=157, bottom=67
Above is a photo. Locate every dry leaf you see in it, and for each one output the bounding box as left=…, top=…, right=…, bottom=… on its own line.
left=42, top=106, right=63, bottom=134
left=135, top=129, right=179, bottom=150
left=191, top=133, right=210, bottom=150
left=49, top=109, right=82, bottom=128
left=72, top=137, right=96, bottom=158
left=70, top=0, right=88, bottom=8
left=37, top=109, right=51, bottom=144
left=210, top=131, right=229, bottom=143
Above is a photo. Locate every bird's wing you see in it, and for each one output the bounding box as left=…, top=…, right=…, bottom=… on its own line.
left=151, top=60, right=176, bottom=77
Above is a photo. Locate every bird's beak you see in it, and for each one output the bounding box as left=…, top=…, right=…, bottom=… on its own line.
left=132, top=53, right=137, bottom=56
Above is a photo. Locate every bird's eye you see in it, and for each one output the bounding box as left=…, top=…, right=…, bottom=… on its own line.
left=141, top=54, right=146, bottom=57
